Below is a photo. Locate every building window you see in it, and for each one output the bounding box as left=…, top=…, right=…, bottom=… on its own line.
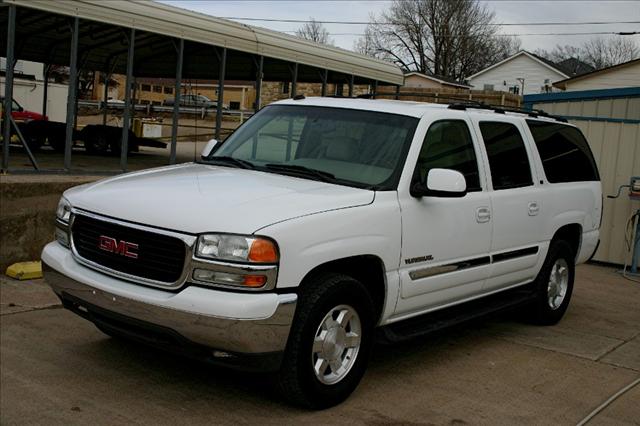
left=163, top=86, right=173, bottom=94
left=483, top=84, right=494, bottom=91
left=281, top=82, right=290, bottom=94
left=509, top=85, right=519, bottom=94
left=153, top=85, right=162, bottom=93
left=141, top=84, right=151, bottom=92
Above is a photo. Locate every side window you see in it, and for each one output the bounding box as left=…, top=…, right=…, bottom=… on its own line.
left=416, top=120, right=481, bottom=192
left=479, top=121, right=533, bottom=190
left=526, top=120, right=599, bottom=183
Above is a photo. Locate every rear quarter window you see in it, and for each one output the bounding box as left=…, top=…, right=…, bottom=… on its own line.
left=526, top=120, right=599, bottom=183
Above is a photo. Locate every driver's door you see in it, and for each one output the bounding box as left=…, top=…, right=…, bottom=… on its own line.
left=394, top=119, right=493, bottom=317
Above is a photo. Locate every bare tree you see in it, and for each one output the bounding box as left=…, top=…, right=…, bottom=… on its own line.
left=535, top=37, right=639, bottom=70
left=296, top=18, right=332, bottom=45
left=582, top=37, right=639, bottom=69
left=354, top=0, right=521, bottom=81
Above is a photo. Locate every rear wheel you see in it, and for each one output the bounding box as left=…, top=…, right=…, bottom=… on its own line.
left=277, top=273, right=374, bottom=409
left=526, top=240, right=575, bottom=325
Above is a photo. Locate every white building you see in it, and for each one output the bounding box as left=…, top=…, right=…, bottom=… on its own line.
left=553, top=58, right=640, bottom=91
left=467, top=51, right=569, bottom=95
left=403, top=72, right=472, bottom=90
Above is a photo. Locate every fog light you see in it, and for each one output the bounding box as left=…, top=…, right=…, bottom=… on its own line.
left=55, top=227, right=69, bottom=248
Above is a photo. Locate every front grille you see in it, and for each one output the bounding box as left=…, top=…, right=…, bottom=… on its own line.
left=71, top=214, right=186, bottom=284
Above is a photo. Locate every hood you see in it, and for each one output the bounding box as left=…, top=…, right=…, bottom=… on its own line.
left=65, top=163, right=374, bottom=234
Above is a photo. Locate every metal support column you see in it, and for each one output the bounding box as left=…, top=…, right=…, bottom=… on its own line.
left=64, top=17, right=80, bottom=171
left=291, top=62, right=298, bottom=98
left=120, top=27, right=135, bottom=171
left=215, top=47, right=226, bottom=141
left=348, top=75, right=354, bottom=97
left=102, top=71, right=110, bottom=125
left=321, top=69, right=328, bottom=97
left=42, top=65, right=50, bottom=116
left=395, top=84, right=400, bottom=100
left=170, top=38, right=184, bottom=164
left=254, top=55, right=263, bottom=110
left=372, top=80, right=378, bottom=99
left=2, top=5, right=16, bottom=171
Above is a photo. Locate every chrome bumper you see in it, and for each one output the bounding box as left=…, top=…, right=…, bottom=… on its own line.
left=42, top=244, right=297, bottom=365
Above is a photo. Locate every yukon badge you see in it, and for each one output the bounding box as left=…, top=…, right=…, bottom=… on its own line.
left=98, top=235, right=139, bottom=259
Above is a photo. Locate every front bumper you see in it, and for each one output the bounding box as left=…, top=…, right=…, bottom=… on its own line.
left=42, top=242, right=297, bottom=371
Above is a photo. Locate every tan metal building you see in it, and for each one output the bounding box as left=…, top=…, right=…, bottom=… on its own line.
left=525, top=87, right=640, bottom=264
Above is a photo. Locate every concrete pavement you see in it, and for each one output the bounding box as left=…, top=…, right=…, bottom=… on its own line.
left=1, top=264, right=639, bottom=425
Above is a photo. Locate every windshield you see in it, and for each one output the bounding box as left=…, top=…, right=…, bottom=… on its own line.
left=208, top=105, right=418, bottom=190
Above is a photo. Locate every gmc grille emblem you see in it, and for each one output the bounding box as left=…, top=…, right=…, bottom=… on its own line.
left=98, top=235, right=139, bottom=259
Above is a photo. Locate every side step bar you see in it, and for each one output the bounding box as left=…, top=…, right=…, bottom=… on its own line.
left=377, top=285, right=537, bottom=343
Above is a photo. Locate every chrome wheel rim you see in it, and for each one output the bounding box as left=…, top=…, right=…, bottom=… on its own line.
left=547, top=258, right=569, bottom=310
left=312, top=304, right=361, bottom=385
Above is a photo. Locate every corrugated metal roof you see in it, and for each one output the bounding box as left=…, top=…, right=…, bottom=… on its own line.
left=3, top=0, right=403, bottom=85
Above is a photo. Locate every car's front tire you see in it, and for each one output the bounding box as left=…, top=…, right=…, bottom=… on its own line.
left=277, top=273, right=374, bottom=409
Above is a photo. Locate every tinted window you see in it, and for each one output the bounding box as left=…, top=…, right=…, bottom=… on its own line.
left=479, top=122, right=533, bottom=190
left=415, top=120, right=481, bottom=191
left=526, top=120, right=599, bottom=182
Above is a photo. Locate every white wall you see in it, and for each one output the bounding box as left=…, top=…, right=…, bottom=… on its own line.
left=1, top=77, right=69, bottom=122
left=469, top=54, right=567, bottom=95
left=1, top=59, right=44, bottom=80
left=563, top=61, right=640, bottom=91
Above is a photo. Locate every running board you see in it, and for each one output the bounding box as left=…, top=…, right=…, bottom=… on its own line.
left=377, top=286, right=537, bottom=343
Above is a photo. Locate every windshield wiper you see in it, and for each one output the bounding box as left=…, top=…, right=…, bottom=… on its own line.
left=204, top=156, right=255, bottom=169
left=264, top=163, right=336, bottom=183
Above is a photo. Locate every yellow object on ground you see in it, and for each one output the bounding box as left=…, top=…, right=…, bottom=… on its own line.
left=5, top=261, right=43, bottom=280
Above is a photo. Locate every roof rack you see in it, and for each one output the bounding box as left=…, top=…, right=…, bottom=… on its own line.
left=449, top=102, right=567, bottom=122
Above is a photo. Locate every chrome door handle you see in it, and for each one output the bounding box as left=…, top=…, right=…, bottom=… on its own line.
left=476, top=207, right=491, bottom=223
left=528, top=202, right=540, bottom=216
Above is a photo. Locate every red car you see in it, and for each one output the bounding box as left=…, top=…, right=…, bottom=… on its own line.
left=1, top=97, right=48, bottom=121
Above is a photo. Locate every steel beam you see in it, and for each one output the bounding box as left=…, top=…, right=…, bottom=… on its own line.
left=120, top=28, right=135, bottom=171
left=321, top=69, right=328, bottom=97
left=372, top=80, right=378, bottom=99
left=170, top=38, right=184, bottom=164
left=254, top=55, right=263, bottom=110
left=42, top=65, right=51, bottom=116
left=348, top=75, right=354, bottom=97
left=215, top=47, right=226, bottom=141
left=63, top=17, right=80, bottom=171
left=102, top=71, right=110, bottom=125
left=2, top=5, right=16, bottom=171
left=395, top=84, right=400, bottom=100
left=291, top=63, right=298, bottom=98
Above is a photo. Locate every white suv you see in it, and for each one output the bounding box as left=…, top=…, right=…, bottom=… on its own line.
left=42, top=97, right=601, bottom=408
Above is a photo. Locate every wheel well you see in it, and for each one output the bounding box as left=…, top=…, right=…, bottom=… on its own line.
left=552, top=224, right=582, bottom=259
left=301, top=255, right=386, bottom=323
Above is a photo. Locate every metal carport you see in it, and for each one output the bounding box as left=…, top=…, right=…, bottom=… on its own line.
left=1, top=0, right=404, bottom=173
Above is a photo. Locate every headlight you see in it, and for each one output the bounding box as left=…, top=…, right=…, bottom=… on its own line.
left=195, top=234, right=279, bottom=264
left=56, top=197, right=71, bottom=223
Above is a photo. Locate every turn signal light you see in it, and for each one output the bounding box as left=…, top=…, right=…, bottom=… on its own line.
left=248, top=239, right=279, bottom=263
left=243, top=275, right=268, bottom=287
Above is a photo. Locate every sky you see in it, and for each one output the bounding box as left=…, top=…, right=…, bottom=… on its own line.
left=160, top=0, right=640, bottom=53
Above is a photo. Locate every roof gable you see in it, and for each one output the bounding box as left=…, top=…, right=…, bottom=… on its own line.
left=404, top=72, right=472, bottom=88
left=467, top=51, right=569, bottom=80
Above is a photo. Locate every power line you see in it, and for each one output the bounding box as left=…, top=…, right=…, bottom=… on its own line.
left=284, top=30, right=639, bottom=37
left=220, top=16, right=640, bottom=26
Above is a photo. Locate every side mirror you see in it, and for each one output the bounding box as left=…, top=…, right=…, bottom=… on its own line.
left=411, top=168, right=467, bottom=198
left=201, top=139, right=219, bottom=159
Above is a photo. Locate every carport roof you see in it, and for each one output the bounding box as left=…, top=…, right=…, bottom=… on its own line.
left=1, top=0, right=404, bottom=85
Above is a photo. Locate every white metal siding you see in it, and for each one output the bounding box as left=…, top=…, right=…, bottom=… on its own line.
left=469, top=55, right=566, bottom=95
left=563, top=62, right=640, bottom=91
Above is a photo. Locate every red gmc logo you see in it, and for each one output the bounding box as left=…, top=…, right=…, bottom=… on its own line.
left=98, top=235, right=139, bottom=259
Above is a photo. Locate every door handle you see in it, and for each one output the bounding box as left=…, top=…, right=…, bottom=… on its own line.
left=476, top=207, right=491, bottom=223
left=528, top=202, right=540, bottom=216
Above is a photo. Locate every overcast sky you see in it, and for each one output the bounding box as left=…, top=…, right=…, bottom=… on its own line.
left=160, top=0, right=640, bottom=53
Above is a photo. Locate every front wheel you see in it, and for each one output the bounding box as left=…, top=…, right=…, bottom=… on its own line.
left=526, top=240, right=575, bottom=325
left=277, top=273, right=374, bottom=409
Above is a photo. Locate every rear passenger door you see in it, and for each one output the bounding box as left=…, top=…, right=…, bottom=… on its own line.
left=472, top=119, right=545, bottom=291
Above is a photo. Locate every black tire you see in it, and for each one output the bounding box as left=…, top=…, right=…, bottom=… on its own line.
left=84, top=130, right=111, bottom=155
left=526, top=240, right=575, bottom=325
left=277, top=273, right=374, bottom=409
